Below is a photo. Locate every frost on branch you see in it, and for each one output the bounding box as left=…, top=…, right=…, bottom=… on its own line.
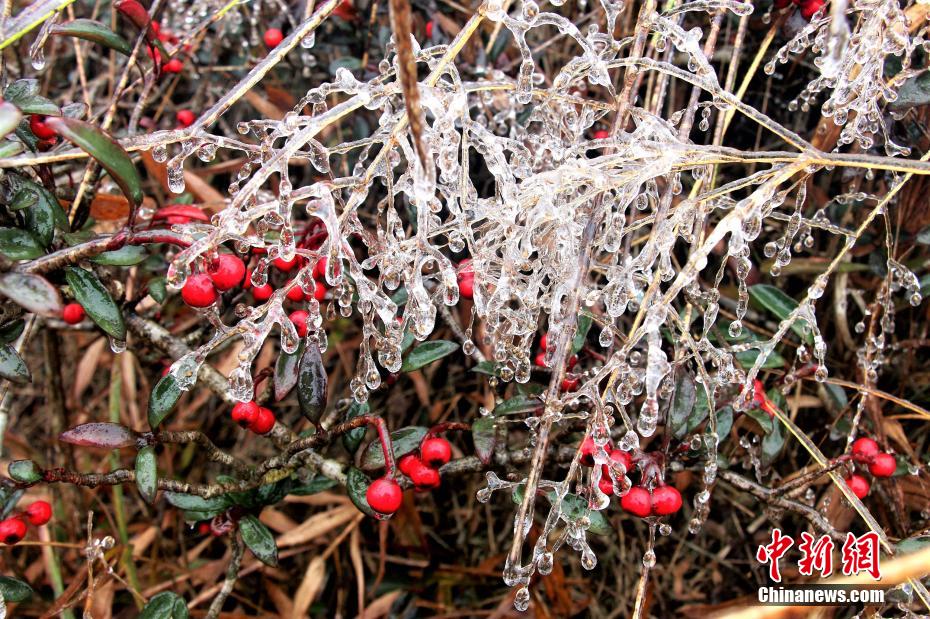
left=146, top=0, right=928, bottom=607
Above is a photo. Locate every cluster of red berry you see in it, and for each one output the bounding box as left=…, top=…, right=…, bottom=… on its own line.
left=844, top=437, right=897, bottom=499
left=533, top=333, right=579, bottom=391
left=457, top=259, right=474, bottom=299
left=230, top=400, right=276, bottom=435
left=0, top=500, right=52, bottom=545
left=147, top=22, right=185, bottom=73
left=366, top=436, right=453, bottom=515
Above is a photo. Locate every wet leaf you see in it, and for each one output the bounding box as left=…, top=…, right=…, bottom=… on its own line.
left=135, top=445, right=157, bottom=503
left=360, top=426, right=427, bottom=471
left=148, top=374, right=182, bottom=428
left=471, top=416, right=496, bottom=465
left=0, top=101, right=22, bottom=137
left=0, top=319, right=25, bottom=344
left=8, top=459, right=42, bottom=483
left=64, top=266, right=125, bottom=340
left=297, top=340, right=327, bottom=423
left=44, top=116, right=143, bottom=207
left=346, top=467, right=382, bottom=519
left=761, top=421, right=784, bottom=466
left=470, top=360, right=501, bottom=376
left=669, top=371, right=697, bottom=440
left=59, top=422, right=139, bottom=450
left=274, top=340, right=303, bottom=401
left=0, top=227, right=44, bottom=260
left=164, top=491, right=231, bottom=514
left=288, top=476, right=338, bottom=496
left=749, top=284, right=813, bottom=344
left=0, top=575, right=33, bottom=603
left=494, top=394, right=542, bottom=416
left=239, top=514, right=278, bottom=566
left=715, top=406, right=733, bottom=443
left=0, top=272, right=62, bottom=317
left=0, top=344, right=30, bottom=384
left=342, top=401, right=369, bottom=454
left=138, top=591, right=188, bottom=619
left=148, top=276, right=167, bottom=303
left=745, top=407, right=774, bottom=435
left=51, top=19, right=133, bottom=56
left=401, top=340, right=458, bottom=372
left=572, top=313, right=593, bottom=354
left=90, top=245, right=147, bottom=266
left=3, top=79, right=60, bottom=116
left=555, top=493, right=611, bottom=536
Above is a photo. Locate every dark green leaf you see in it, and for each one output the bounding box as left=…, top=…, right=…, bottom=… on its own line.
left=138, top=591, right=188, bottom=619
left=822, top=383, right=848, bottom=412
left=554, top=493, right=611, bottom=535
left=0, top=319, right=25, bottom=344
left=470, top=360, right=501, bottom=376
left=297, top=340, right=327, bottom=423
left=64, top=266, right=125, bottom=340
left=148, top=276, right=167, bottom=303
left=345, top=467, right=383, bottom=519
left=44, top=116, right=143, bottom=207
left=401, top=340, right=458, bottom=372
left=3, top=79, right=60, bottom=116
left=342, top=401, right=369, bottom=454
left=8, top=459, right=41, bottom=483
left=745, top=407, right=774, bottom=435
left=715, top=406, right=733, bottom=443
left=761, top=421, right=784, bottom=466
left=59, top=422, right=138, bottom=449
left=164, top=491, right=231, bottom=513
left=274, top=340, right=303, bottom=401
left=734, top=349, right=786, bottom=369
left=571, top=313, right=593, bottom=354
left=14, top=180, right=69, bottom=237
left=0, top=272, right=62, bottom=317
left=494, top=394, right=542, bottom=416
left=0, top=227, right=44, bottom=260
left=471, top=417, right=496, bottom=465
left=288, top=476, right=338, bottom=496
left=360, top=426, right=427, bottom=471
left=896, top=536, right=930, bottom=555
left=90, top=245, right=147, bottom=266
left=749, top=284, right=813, bottom=344
left=51, top=19, right=133, bottom=55
left=0, top=344, right=29, bottom=384
left=135, top=445, right=157, bottom=503
left=0, top=575, right=33, bottom=603
left=669, top=372, right=696, bottom=440
left=239, top=514, right=278, bottom=566
left=148, top=374, right=182, bottom=428
left=0, top=101, right=22, bottom=137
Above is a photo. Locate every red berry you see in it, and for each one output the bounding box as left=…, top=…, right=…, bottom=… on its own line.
left=799, top=0, right=823, bottom=19
left=366, top=477, right=403, bottom=514
left=579, top=436, right=599, bottom=466
left=252, top=283, right=274, bottom=302
left=566, top=355, right=578, bottom=370
left=313, top=280, right=327, bottom=301
left=868, top=452, right=897, bottom=478
left=851, top=437, right=879, bottom=462
left=457, top=259, right=474, bottom=279
left=25, top=500, right=52, bottom=526
left=593, top=129, right=610, bottom=140
left=30, top=115, right=57, bottom=140
left=176, top=109, right=196, bottom=128
left=598, top=475, right=614, bottom=496
left=197, top=522, right=212, bottom=535
left=62, top=302, right=85, bottom=324
left=263, top=28, right=284, bottom=48
left=459, top=276, right=474, bottom=299
left=845, top=474, right=870, bottom=499
left=209, top=254, right=246, bottom=291
left=409, top=461, right=441, bottom=490
left=420, top=437, right=452, bottom=468
left=249, top=407, right=276, bottom=435
left=539, top=333, right=549, bottom=351
left=181, top=274, right=218, bottom=308
left=273, top=256, right=298, bottom=272
left=425, top=21, right=434, bottom=38
left=290, top=310, right=309, bottom=337
left=398, top=454, right=421, bottom=477
left=162, top=58, right=184, bottom=73
left=0, top=518, right=26, bottom=544
left=561, top=376, right=580, bottom=391
left=535, top=351, right=548, bottom=368
left=607, top=449, right=633, bottom=473
left=651, top=485, right=682, bottom=516
left=286, top=282, right=306, bottom=302
left=231, top=401, right=259, bottom=428
left=620, top=486, right=652, bottom=518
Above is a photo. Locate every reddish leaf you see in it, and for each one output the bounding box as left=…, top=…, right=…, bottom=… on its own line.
left=59, top=422, right=139, bottom=450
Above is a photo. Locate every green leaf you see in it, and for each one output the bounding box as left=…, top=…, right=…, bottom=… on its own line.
left=715, top=406, right=733, bottom=444
left=342, top=401, right=369, bottom=454
left=239, top=514, right=278, bottom=566
left=297, top=340, right=327, bottom=423
left=0, top=227, right=44, bottom=260
left=59, top=422, right=139, bottom=449
left=43, top=116, right=143, bottom=207
left=745, top=407, right=774, bottom=435
left=0, top=141, right=23, bottom=158
left=471, top=360, right=501, bottom=376
left=14, top=179, right=68, bottom=236
left=571, top=313, right=593, bottom=354
left=494, top=394, right=542, bottom=416
left=0, top=344, right=29, bottom=384
left=761, top=421, right=784, bottom=466
left=148, top=276, right=167, bottom=303
left=896, top=536, right=930, bottom=555
left=0, top=319, right=25, bottom=344
left=8, top=459, right=42, bottom=483
left=669, top=372, right=696, bottom=440
left=0, top=272, right=62, bottom=317
left=288, top=476, right=338, bottom=496
left=0, top=575, right=33, bottom=603
left=274, top=340, right=303, bottom=401
left=360, top=426, right=427, bottom=471
left=749, top=284, right=813, bottom=344
left=148, top=374, right=182, bottom=428
left=3, top=79, right=60, bottom=116
left=345, top=467, right=382, bottom=519
left=90, top=245, right=147, bottom=266
left=135, top=445, right=157, bottom=503
left=471, top=416, right=496, bottom=465
left=554, top=493, right=611, bottom=536
left=734, top=349, right=786, bottom=370
left=401, top=340, right=458, bottom=372
left=0, top=101, right=22, bottom=137
left=51, top=19, right=133, bottom=56
left=139, top=591, right=189, bottom=619
left=164, top=491, right=231, bottom=514
left=64, top=266, right=125, bottom=340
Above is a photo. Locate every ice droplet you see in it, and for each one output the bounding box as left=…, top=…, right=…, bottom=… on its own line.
left=514, top=586, right=530, bottom=611
left=642, top=549, right=656, bottom=568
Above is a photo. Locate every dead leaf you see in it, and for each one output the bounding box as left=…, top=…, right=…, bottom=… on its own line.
left=292, top=556, right=327, bottom=617
left=276, top=505, right=357, bottom=548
